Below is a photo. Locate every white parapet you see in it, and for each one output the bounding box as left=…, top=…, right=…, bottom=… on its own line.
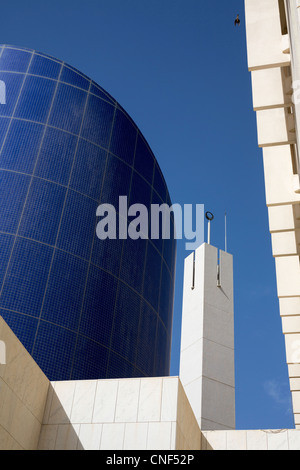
left=179, top=243, right=235, bottom=430
left=38, top=376, right=202, bottom=450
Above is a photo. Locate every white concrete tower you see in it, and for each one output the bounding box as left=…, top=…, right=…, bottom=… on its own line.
left=179, top=243, right=235, bottom=430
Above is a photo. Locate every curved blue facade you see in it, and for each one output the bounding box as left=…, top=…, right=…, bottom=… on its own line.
left=0, top=45, right=176, bottom=380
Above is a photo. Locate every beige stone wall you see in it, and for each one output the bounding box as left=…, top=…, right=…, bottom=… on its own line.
left=0, top=316, right=50, bottom=449
left=176, top=379, right=201, bottom=449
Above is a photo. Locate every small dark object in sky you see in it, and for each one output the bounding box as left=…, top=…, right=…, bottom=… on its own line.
left=235, top=14, right=241, bottom=26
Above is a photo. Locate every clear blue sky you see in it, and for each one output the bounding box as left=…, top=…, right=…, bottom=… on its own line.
left=1, top=0, right=295, bottom=429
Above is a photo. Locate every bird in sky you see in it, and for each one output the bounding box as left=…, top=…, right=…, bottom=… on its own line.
left=235, top=14, right=241, bottom=26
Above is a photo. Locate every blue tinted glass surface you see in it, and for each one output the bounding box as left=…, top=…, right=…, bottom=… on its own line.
left=29, top=54, right=61, bottom=79
left=72, top=335, right=109, bottom=380
left=49, top=82, right=87, bottom=133
left=100, top=153, right=132, bottom=207
left=0, top=238, right=53, bottom=317
left=108, top=352, right=135, bottom=379
left=70, top=139, right=106, bottom=200
left=154, top=163, right=167, bottom=202
left=0, top=72, right=25, bottom=117
left=0, top=119, right=44, bottom=173
left=0, top=309, right=38, bottom=352
left=163, top=227, right=175, bottom=272
left=134, top=133, right=154, bottom=183
left=18, top=178, right=66, bottom=245
left=0, top=118, right=10, bottom=148
left=14, top=75, right=56, bottom=123
left=135, top=301, right=157, bottom=376
left=79, top=266, right=118, bottom=350
left=129, top=171, right=152, bottom=208
left=35, top=127, right=78, bottom=185
left=92, top=235, right=123, bottom=276
left=119, top=237, right=147, bottom=294
left=110, top=281, right=141, bottom=363
left=110, top=109, right=137, bottom=165
left=149, top=190, right=164, bottom=255
left=81, top=94, right=115, bottom=148
left=0, top=233, right=14, bottom=289
left=0, top=171, right=30, bottom=233
left=0, top=45, right=176, bottom=381
left=32, top=321, right=77, bottom=381
left=0, top=48, right=32, bottom=72
left=60, top=66, right=90, bottom=90
left=42, top=250, right=88, bottom=330
left=57, top=190, right=98, bottom=260
left=155, top=322, right=169, bottom=376
left=143, top=241, right=162, bottom=311
left=159, top=262, right=172, bottom=331
left=90, top=82, right=115, bottom=104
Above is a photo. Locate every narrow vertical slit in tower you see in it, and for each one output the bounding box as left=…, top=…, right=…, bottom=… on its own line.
left=191, top=251, right=195, bottom=290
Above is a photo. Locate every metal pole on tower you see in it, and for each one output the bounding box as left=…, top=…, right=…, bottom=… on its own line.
left=225, top=211, right=227, bottom=252
left=205, top=212, right=214, bottom=245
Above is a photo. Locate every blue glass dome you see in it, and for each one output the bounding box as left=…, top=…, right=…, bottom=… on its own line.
left=0, top=45, right=176, bottom=380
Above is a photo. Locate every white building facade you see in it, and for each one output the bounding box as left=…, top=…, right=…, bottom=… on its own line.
left=244, top=0, right=300, bottom=430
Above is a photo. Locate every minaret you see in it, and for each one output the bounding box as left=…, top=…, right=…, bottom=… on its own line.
left=179, top=216, right=235, bottom=430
